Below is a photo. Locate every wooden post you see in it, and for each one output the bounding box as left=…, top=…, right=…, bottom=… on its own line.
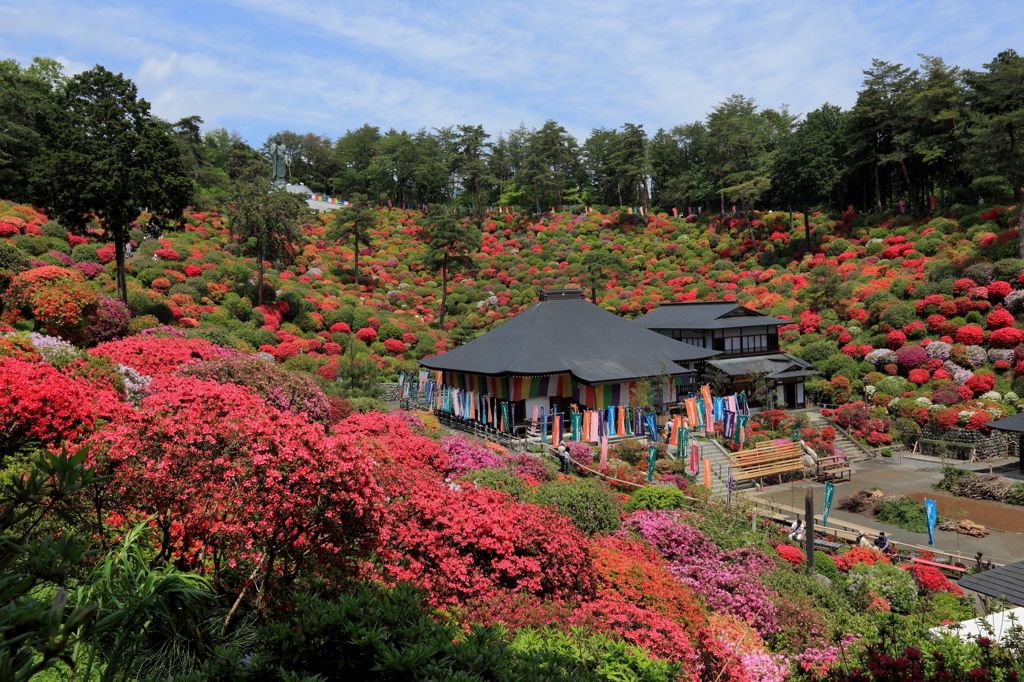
left=804, top=488, right=815, bottom=575
left=752, top=510, right=757, bottom=532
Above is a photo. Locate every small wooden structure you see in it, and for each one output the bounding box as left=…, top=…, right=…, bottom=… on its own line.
left=729, top=441, right=803, bottom=485
left=815, top=454, right=851, bottom=483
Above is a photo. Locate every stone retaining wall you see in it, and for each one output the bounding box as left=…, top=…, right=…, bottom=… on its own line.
left=377, top=382, right=401, bottom=402
left=918, top=424, right=1019, bottom=461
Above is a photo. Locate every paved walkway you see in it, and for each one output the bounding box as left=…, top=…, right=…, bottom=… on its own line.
left=751, top=455, right=1024, bottom=566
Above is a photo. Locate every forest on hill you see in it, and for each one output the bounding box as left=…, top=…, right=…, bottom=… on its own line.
left=2, top=50, right=1022, bottom=219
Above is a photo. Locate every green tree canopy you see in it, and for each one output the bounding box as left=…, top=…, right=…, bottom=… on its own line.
left=30, top=65, right=192, bottom=303
left=419, top=210, right=482, bottom=329
left=229, top=164, right=304, bottom=305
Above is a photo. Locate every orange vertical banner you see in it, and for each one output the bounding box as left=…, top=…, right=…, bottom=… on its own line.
left=703, top=459, right=711, bottom=489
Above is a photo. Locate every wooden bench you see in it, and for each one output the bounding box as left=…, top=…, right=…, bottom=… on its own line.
left=814, top=538, right=843, bottom=552
left=729, top=442, right=804, bottom=484
left=912, top=557, right=967, bottom=573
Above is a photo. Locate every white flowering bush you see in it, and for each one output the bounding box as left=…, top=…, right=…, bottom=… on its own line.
left=1006, top=392, right=1020, bottom=403
left=915, top=396, right=933, bottom=407
left=980, top=391, right=1002, bottom=402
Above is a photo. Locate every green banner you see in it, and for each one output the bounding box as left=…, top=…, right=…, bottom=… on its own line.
left=822, top=482, right=835, bottom=526
left=571, top=412, right=583, bottom=441
left=647, top=445, right=657, bottom=483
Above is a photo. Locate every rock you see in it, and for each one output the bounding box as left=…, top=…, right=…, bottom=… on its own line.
left=813, top=573, right=832, bottom=588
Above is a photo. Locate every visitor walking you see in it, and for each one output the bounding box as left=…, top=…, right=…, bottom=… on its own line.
left=557, top=440, right=571, bottom=475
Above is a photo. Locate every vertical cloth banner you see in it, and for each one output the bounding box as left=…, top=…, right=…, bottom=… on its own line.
left=688, top=442, right=699, bottom=476
left=571, top=412, right=583, bottom=442
left=600, top=436, right=609, bottom=471
left=727, top=467, right=733, bottom=504
left=703, top=458, right=711, bottom=488
left=647, top=445, right=657, bottom=483
left=822, top=482, right=835, bottom=526
left=500, top=402, right=511, bottom=434
left=925, top=498, right=937, bottom=546
left=645, top=413, right=658, bottom=442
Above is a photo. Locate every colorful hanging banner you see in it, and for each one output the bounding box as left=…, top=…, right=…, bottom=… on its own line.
left=925, top=498, right=937, bottom=546
left=647, top=445, right=657, bottom=483
left=703, top=458, right=711, bottom=488
left=822, top=482, right=836, bottom=526
left=600, top=436, right=609, bottom=471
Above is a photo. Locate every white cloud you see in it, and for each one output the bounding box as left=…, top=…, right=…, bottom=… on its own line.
left=0, top=0, right=1021, bottom=145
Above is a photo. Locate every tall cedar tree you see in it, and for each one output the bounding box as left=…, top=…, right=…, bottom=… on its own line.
left=580, top=250, right=629, bottom=304
left=229, top=165, right=303, bottom=306
left=771, top=104, right=844, bottom=252
left=854, top=60, right=921, bottom=216
left=964, top=49, right=1024, bottom=256
left=30, top=66, right=192, bottom=303
left=328, top=194, right=376, bottom=284
left=0, top=57, right=63, bottom=203
left=420, top=211, right=482, bottom=329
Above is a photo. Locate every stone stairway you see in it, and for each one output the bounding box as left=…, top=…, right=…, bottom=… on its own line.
left=806, top=411, right=875, bottom=463
left=696, top=437, right=756, bottom=495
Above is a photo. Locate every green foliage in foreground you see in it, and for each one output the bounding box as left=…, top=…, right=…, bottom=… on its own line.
left=623, top=486, right=689, bottom=513
left=157, top=583, right=681, bottom=682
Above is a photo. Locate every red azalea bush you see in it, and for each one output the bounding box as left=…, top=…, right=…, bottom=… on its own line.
left=90, top=335, right=224, bottom=374
left=4, top=266, right=99, bottom=341
left=84, top=374, right=380, bottom=598
left=334, top=412, right=450, bottom=470
left=885, top=330, right=906, bottom=350
left=902, top=563, right=964, bottom=597
left=834, top=547, right=890, bottom=573
left=373, top=467, right=596, bottom=605
left=773, top=543, right=806, bottom=568
left=0, top=357, right=98, bottom=455
left=954, top=325, right=983, bottom=345
left=355, top=327, right=377, bottom=343
left=989, top=327, right=1023, bottom=348
left=382, top=338, right=406, bottom=355
left=985, top=307, right=1014, bottom=330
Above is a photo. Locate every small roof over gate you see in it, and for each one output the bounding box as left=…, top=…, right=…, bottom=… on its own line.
left=419, top=289, right=719, bottom=384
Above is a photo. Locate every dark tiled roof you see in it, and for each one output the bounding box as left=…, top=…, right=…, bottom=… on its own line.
left=959, top=561, right=1024, bottom=606
left=987, top=414, right=1024, bottom=433
left=634, top=301, right=789, bottom=331
left=419, top=291, right=719, bottom=384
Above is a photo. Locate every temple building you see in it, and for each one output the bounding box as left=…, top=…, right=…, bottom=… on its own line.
left=633, top=301, right=817, bottom=408
left=418, top=289, right=719, bottom=425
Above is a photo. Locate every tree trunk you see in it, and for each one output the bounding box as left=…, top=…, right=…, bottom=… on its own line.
left=874, top=165, right=883, bottom=212
left=804, top=211, right=812, bottom=254
left=896, top=157, right=919, bottom=216
left=113, top=229, right=128, bottom=304
left=440, top=260, right=448, bottom=329
left=591, top=284, right=597, bottom=304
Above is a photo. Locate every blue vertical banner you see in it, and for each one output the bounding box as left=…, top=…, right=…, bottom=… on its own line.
left=822, top=483, right=835, bottom=526
left=925, top=498, right=937, bottom=546
left=646, top=414, right=659, bottom=442
left=647, top=445, right=657, bottom=483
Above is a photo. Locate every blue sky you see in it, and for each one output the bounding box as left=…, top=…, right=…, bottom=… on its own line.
left=2, top=0, right=1021, bottom=147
